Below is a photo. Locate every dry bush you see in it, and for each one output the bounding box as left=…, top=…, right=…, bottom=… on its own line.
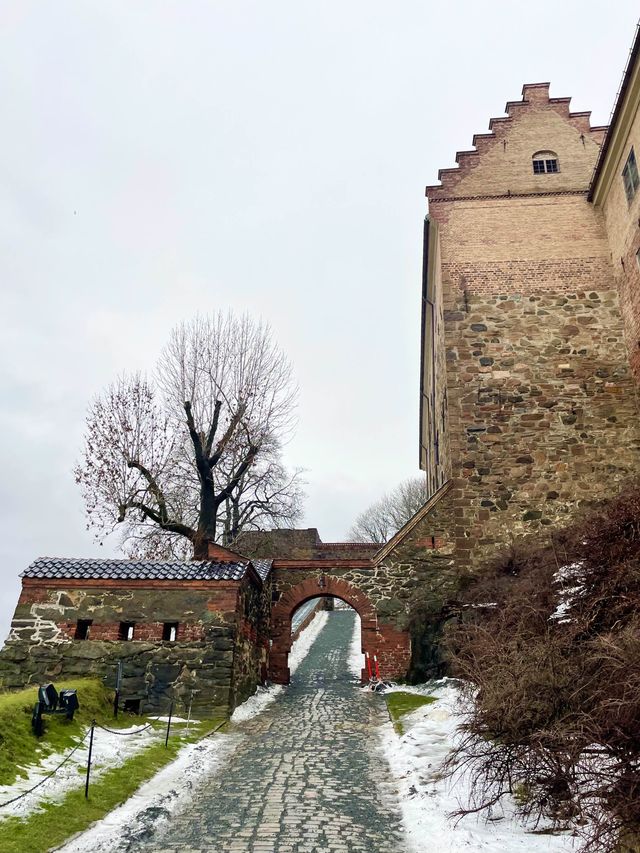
left=444, top=481, right=640, bottom=853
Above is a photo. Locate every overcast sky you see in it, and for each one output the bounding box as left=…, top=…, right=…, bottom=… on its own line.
left=0, top=1, right=638, bottom=640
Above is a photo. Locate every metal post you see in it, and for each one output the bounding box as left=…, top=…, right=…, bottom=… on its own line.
left=85, top=720, right=95, bottom=799
left=114, top=661, right=122, bottom=719
left=165, top=701, right=173, bottom=748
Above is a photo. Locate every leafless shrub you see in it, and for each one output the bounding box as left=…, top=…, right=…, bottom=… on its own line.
left=444, top=481, right=640, bottom=852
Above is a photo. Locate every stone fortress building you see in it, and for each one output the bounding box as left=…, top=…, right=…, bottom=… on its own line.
left=2, top=23, right=640, bottom=715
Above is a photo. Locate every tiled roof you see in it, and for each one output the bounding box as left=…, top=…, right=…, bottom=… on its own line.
left=251, top=559, right=273, bottom=581
left=22, top=557, right=249, bottom=582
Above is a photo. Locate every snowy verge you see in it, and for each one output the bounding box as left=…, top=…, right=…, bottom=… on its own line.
left=348, top=611, right=364, bottom=679
left=0, top=723, right=163, bottom=822
left=381, top=682, right=576, bottom=853
left=231, top=610, right=329, bottom=724
left=56, top=732, right=239, bottom=853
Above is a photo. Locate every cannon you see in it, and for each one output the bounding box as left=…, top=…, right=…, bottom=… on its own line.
left=31, top=683, right=80, bottom=736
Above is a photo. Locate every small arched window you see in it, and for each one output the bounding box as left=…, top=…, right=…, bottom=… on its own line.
left=532, top=151, right=559, bottom=174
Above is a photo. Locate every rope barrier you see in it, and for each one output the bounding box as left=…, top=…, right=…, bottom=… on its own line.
left=0, top=706, right=181, bottom=809
left=0, top=730, right=90, bottom=810
left=95, top=721, right=153, bottom=736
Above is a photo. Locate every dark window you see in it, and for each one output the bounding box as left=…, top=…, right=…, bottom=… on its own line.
left=119, top=621, right=135, bottom=641
left=162, top=622, right=178, bottom=642
left=74, top=619, right=92, bottom=640
left=623, top=148, right=640, bottom=203
left=532, top=151, right=559, bottom=174
left=123, top=698, right=141, bottom=714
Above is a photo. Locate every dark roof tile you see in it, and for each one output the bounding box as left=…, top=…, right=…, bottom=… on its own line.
left=22, top=557, right=249, bottom=583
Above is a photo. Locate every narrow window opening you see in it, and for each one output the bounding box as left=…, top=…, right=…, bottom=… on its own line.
left=623, top=148, right=640, bottom=204
left=162, top=622, right=178, bottom=642
left=123, top=698, right=141, bottom=714
left=636, top=247, right=640, bottom=272
left=532, top=151, right=559, bottom=174
left=119, top=621, right=135, bottom=641
left=74, top=619, right=92, bottom=640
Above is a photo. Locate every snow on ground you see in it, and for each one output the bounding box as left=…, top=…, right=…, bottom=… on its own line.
left=380, top=681, right=576, bottom=853
left=56, top=732, right=240, bottom=853
left=348, top=611, right=364, bottom=679
left=231, top=610, right=329, bottom=724
left=550, top=562, right=586, bottom=623
left=0, top=722, right=162, bottom=821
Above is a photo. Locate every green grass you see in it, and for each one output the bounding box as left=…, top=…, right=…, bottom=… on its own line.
left=0, top=719, right=222, bottom=853
left=385, top=691, right=438, bottom=734
left=0, top=679, right=146, bottom=786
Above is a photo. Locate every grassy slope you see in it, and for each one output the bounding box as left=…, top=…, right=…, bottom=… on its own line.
left=385, top=691, right=437, bottom=734
left=0, top=720, right=221, bottom=853
left=0, top=680, right=130, bottom=786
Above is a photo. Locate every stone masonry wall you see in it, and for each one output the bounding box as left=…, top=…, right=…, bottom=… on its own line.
left=0, top=580, right=245, bottom=717
left=230, top=573, right=270, bottom=708
left=269, top=571, right=411, bottom=683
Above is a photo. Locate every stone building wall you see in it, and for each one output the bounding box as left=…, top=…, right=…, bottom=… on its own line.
left=425, top=84, right=640, bottom=546
left=0, top=576, right=268, bottom=717
left=404, top=82, right=640, bottom=677
left=230, top=572, right=271, bottom=708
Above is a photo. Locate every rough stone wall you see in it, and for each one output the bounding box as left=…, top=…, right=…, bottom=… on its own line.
left=230, top=573, right=270, bottom=708
left=446, top=286, right=640, bottom=547
left=236, top=528, right=321, bottom=559
left=0, top=580, right=245, bottom=717
left=600, top=105, right=640, bottom=382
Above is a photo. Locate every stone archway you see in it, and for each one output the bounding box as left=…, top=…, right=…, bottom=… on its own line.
left=269, top=576, right=379, bottom=684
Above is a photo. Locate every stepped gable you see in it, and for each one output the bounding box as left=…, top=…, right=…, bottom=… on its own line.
left=21, top=556, right=249, bottom=582
left=426, top=83, right=608, bottom=201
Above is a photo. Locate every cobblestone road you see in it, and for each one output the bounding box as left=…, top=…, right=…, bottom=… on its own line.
left=144, top=611, right=405, bottom=853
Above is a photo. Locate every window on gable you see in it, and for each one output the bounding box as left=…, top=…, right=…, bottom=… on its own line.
left=623, top=148, right=640, bottom=204
left=532, top=151, right=559, bottom=174
left=119, top=621, right=135, bottom=641
left=162, top=622, right=178, bottom=642
left=75, top=619, right=92, bottom=640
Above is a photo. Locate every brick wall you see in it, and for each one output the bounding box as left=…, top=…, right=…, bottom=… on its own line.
left=427, top=84, right=604, bottom=201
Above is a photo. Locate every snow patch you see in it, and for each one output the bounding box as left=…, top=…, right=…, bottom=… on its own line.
left=0, top=723, right=162, bottom=821
left=56, top=733, right=239, bottom=853
left=289, top=610, right=328, bottom=675
left=381, top=682, right=575, bottom=852
left=348, top=612, right=364, bottom=679
left=550, top=561, right=586, bottom=623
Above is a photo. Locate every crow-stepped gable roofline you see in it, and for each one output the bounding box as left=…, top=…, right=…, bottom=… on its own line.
left=426, top=81, right=607, bottom=201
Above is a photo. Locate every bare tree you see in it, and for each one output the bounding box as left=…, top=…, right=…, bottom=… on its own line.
left=348, top=476, right=428, bottom=543
left=75, top=312, right=303, bottom=558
